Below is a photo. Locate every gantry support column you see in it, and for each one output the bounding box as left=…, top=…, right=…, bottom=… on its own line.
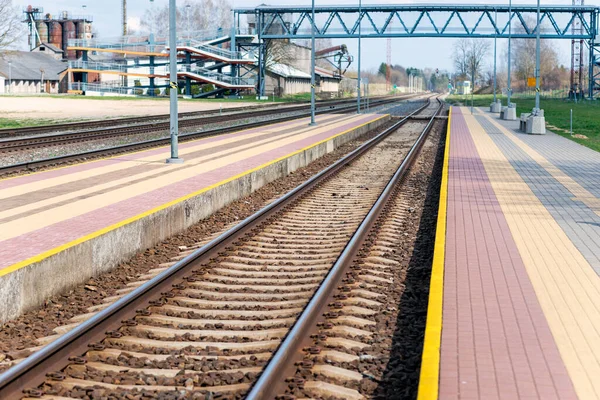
left=82, top=50, right=88, bottom=92
left=185, top=51, right=192, bottom=96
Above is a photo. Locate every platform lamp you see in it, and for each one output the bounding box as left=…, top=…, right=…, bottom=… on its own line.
left=166, top=0, right=183, bottom=164
left=493, top=7, right=497, bottom=104
left=309, top=0, right=316, bottom=126
left=186, top=4, right=191, bottom=42
left=534, top=0, right=541, bottom=110
left=507, top=0, right=512, bottom=107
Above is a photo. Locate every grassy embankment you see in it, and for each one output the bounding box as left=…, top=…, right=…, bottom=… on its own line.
left=0, top=118, right=88, bottom=129
left=446, top=94, right=600, bottom=153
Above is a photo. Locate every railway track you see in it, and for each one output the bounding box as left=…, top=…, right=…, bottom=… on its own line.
left=0, top=97, right=391, bottom=139
left=0, top=96, right=407, bottom=152
left=0, top=96, right=409, bottom=176
left=0, top=97, right=444, bottom=399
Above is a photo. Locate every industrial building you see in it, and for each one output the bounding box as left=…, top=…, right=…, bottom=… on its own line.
left=0, top=51, right=69, bottom=94
left=23, top=6, right=94, bottom=61
left=264, top=43, right=344, bottom=97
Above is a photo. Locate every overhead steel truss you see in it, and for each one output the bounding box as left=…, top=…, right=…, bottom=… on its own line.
left=234, top=4, right=599, bottom=98
left=235, top=4, right=598, bottom=40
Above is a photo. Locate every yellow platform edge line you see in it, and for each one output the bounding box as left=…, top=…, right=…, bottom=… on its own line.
left=0, top=114, right=388, bottom=278
left=416, top=106, right=451, bottom=400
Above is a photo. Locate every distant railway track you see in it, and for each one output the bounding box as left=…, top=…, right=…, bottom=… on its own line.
left=0, top=96, right=402, bottom=140
left=0, top=96, right=412, bottom=176
left=0, top=99, right=325, bottom=138
left=0, top=97, right=443, bottom=399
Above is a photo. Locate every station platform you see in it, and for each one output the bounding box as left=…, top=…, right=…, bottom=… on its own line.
left=0, top=112, right=388, bottom=323
left=419, top=106, right=600, bottom=400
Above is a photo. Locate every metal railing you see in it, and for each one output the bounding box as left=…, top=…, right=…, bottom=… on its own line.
left=68, top=28, right=256, bottom=52
left=68, top=60, right=169, bottom=75
left=69, top=82, right=133, bottom=95
left=178, top=40, right=246, bottom=60
left=179, top=64, right=255, bottom=87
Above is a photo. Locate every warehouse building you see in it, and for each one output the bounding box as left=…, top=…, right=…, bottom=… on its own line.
left=0, top=51, right=69, bottom=94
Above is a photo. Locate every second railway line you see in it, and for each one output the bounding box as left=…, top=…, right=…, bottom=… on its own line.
left=0, top=97, right=446, bottom=400
left=0, top=96, right=409, bottom=154
left=0, top=96, right=426, bottom=176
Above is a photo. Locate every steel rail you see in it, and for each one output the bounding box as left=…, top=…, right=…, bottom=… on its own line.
left=0, top=96, right=407, bottom=176
left=0, top=96, right=407, bottom=153
left=0, top=95, right=400, bottom=138
left=0, top=97, right=435, bottom=400
left=246, top=97, right=444, bottom=400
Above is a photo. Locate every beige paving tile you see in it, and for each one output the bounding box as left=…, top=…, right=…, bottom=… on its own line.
left=0, top=113, right=351, bottom=200
left=0, top=115, right=358, bottom=221
left=462, top=108, right=600, bottom=400
left=0, top=114, right=376, bottom=241
left=478, top=112, right=600, bottom=217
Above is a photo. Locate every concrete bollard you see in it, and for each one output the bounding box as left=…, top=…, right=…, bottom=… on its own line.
left=503, top=103, right=517, bottom=121
left=526, top=108, right=546, bottom=135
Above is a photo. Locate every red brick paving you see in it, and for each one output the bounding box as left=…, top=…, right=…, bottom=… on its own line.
left=0, top=114, right=379, bottom=270
left=0, top=114, right=343, bottom=190
left=439, top=108, right=576, bottom=399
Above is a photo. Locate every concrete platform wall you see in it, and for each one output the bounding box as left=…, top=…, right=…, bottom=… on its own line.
left=0, top=115, right=390, bottom=323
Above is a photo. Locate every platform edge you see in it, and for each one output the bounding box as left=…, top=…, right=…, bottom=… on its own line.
left=416, top=106, right=450, bottom=400
left=0, top=114, right=389, bottom=279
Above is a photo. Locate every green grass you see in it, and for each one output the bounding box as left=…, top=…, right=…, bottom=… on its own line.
left=0, top=118, right=89, bottom=129
left=446, top=94, right=600, bottom=153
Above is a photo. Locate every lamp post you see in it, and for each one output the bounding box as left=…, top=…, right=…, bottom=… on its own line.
left=309, top=0, right=316, bottom=126
left=357, top=0, right=361, bottom=114
left=166, top=0, right=183, bottom=164
left=534, top=0, right=541, bottom=110
left=8, top=61, right=12, bottom=95
left=493, top=8, right=497, bottom=103
left=507, top=0, right=512, bottom=107
left=186, top=4, right=191, bottom=41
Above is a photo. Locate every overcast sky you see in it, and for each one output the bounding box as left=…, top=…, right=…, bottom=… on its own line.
left=14, top=0, right=600, bottom=73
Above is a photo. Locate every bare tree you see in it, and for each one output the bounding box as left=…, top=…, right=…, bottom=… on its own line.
left=0, top=0, right=22, bottom=50
left=452, top=39, right=470, bottom=79
left=264, top=40, right=296, bottom=69
left=295, top=38, right=335, bottom=69
left=503, top=16, right=567, bottom=91
left=141, top=0, right=232, bottom=38
left=512, top=36, right=560, bottom=90
left=452, top=38, right=490, bottom=88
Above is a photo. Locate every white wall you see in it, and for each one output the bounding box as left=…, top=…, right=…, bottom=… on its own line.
left=2, top=80, right=60, bottom=94
left=0, top=77, right=5, bottom=94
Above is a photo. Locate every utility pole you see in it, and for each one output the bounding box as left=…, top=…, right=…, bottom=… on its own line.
left=167, top=0, right=183, bottom=164
left=357, top=0, right=361, bottom=114
left=186, top=4, right=191, bottom=41
left=534, top=0, right=541, bottom=110
left=493, top=8, right=498, bottom=103
left=310, top=0, right=316, bottom=126
left=122, top=0, right=127, bottom=36
left=507, top=0, right=512, bottom=106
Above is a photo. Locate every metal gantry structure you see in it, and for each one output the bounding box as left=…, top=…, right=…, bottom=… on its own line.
left=571, top=0, right=586, bottom=100
left=234, top=4, right=600, bottom=99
